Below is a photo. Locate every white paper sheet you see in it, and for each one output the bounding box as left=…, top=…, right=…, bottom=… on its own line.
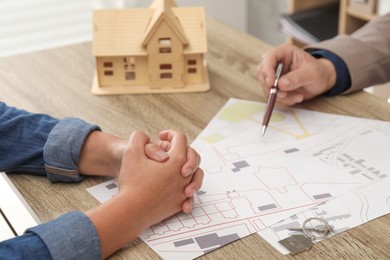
left=87, top=98, right=390, bottom=259
left=259, top=176, right=390, bottom=254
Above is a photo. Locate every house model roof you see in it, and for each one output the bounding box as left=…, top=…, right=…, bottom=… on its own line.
left=93, top=0, right=207, bottom=57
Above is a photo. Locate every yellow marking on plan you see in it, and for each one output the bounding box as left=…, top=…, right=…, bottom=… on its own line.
left=203, top=101, right=312, bottom=144
left=202, top=133, right=226, bottom=144
left=270, top=110, right=312, bottom=139
left=218, top=102, right=265, bottom=123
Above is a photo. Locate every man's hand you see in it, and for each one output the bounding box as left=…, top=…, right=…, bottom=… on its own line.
left=257, top=44, right=337, bottom=106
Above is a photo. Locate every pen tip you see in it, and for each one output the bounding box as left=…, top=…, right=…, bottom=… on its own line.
left=261, top=126, right=266, bottom=136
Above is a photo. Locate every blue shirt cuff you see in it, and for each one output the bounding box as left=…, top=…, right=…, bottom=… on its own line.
left=0, top=232, right=52, bottom=259
left=307, top=49, right=352, bottom=96
left=43, top=118, right=101, bottom=183
left=27, top=211, right=101, bottom=259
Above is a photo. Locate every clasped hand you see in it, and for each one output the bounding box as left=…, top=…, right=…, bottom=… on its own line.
left=86, top=129, right=204, bottom=258
left=120, top=129, right=204, bottom=216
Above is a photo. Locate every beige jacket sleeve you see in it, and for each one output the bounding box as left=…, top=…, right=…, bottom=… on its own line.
left=308, top=12, right=390, bottom=94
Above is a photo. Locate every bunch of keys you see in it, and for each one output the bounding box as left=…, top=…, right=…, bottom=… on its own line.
left=278, top=217, right=333, bottom=255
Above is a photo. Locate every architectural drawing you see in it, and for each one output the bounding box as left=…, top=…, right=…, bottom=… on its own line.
left=259, top=177, right=390, bottom=254
left=87, top=98, right=390, bottom=259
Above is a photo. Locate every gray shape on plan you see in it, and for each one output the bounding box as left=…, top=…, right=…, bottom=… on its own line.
left=325, top=214, right=352, bottom=222
left=284, top=148, right=300, bottom=154
left=313, top=208, right=353, bottom=232
left=105, top=182, right=118, bottom=190
left=174, top=238, right=195, bottom=247
left=197, top=190, right=207, bottom=196
left=313, top=193, right=332, bottom=200
left=232, top=160, right=250, bottom=172
left=258, top=203, right=278, bottom=212
left=312, top=140, right=387, bottom=180
left=272, top=221, right=301, bottom=232
left=360, top=130, right=372, bottom=136
left=173, top=233, right=240, bottom=252
left=180, top=232, right=240, bottom=250
left=231, top=190, right=329, bottom=213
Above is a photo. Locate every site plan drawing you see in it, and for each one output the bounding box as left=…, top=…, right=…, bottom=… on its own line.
left=259, top=176, right=390, bottom=254
left=87, top=98, right=390, bottom=259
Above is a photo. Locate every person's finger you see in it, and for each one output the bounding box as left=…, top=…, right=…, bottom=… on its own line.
left=277, top=90, right=287, bottom=99
left=159, top=130, right=187, bottom=156
left=145, top=142, right=169, bottom=162
left=184, top=168, right=204, bottom=197
left=120, top=131, right=150, bottom=171
left=259, top=44, right=301, bottom=85
left=276, top=91, right=304, bottom=106
left=153, top=140, right=172, bottom=152
left=278, top=62, right=318, bottom=92
left=259, top=52, right=279, bottom=87
left=181, top=147, right=201, bottom=177
left=181, top=196, right=194, bottom=214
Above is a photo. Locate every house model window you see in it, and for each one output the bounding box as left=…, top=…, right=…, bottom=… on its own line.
left=91, top=0, right=210, bottom=95
left=159, top=38, right=172, bottom=53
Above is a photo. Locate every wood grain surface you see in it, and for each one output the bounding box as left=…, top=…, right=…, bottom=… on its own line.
left=0, top=17, right=389, bottom=259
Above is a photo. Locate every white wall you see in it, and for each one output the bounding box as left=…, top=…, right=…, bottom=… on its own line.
left=378, top=0, right=390, bottom=15
left=101, top=0, right=248, bottom=32
left=178, top=0, right=248, bottom=32
left=0, top=0, right=93, bottom=58
left=0, top=0, right=248, bottom=58
left=247, top=0, right=287, bottom=45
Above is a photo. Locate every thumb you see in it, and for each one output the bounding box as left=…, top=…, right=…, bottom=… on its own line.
left=124, top=130, right=150, bottom=161
left=159, top=130, right=187, bottom=156
left=278, top=66, right=313, bottom=92
left=145, top=142, right=169, bottom=162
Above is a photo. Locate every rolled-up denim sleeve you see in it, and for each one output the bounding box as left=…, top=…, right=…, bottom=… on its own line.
left=0, top=102, right=59, bottom=174
left=0, top=102, right=100, bottom=182
left=43, top=118, right=100, bottom=183
left=0, top=231, right=52, bottom=259
left=0, top=211, right=101, bottom=259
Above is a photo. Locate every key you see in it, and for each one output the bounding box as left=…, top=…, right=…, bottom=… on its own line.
left=279, top=234, right=313, bottom=255
left=280, top=217, right=333, bottom=255
left=288, top=226, right=333, bottom=233
left=288, top=217, right=333, bottom=240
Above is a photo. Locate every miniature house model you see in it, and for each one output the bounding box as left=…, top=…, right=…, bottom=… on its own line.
left=92, top=0, right=210, bottom=95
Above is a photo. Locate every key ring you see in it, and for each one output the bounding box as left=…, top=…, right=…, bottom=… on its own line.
left=302, top=217, right=333, bottom=240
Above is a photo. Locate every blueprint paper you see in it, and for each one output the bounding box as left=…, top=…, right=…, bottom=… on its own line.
left=87, top=98, right=390, bottom=259
left=257, top=119, right=390, bottom=254
left=259, top=177, right=390, bottom=255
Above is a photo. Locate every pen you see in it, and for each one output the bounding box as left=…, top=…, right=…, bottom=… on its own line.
left=261, top=62, right=284, bottom=136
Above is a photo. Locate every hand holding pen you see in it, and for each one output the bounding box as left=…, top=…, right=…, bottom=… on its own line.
left=257, top=44, right=337, bottom=107
left=261, top=63, right=283, bottom=136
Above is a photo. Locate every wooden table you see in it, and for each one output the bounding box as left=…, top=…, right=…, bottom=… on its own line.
left=1, top=17, right=390, bottom=259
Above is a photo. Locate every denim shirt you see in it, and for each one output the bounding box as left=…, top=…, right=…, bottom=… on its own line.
left=0, top=102, right=102, bottom=259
